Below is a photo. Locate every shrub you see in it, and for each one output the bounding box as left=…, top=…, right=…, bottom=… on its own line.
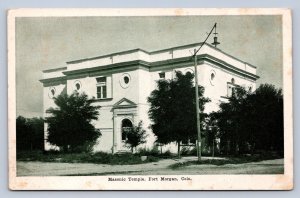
left=138, top=146, right=160, bottom=156
left=125, top=121, right=147, bottom=152
left=17, top=151, right=159, bottom=165
left=160, top=150, right=173, bottom=158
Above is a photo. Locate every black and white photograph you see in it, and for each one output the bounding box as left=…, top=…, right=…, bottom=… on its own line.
left=8, top=8, right=293, bottom=190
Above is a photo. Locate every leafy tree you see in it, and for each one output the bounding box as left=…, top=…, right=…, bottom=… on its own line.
left=125, top=121, right=147, bottom=152
left=148, top=71, right=210, bottom=157
left=45, top=92, right=101, bottom=152
left=16, top=116, right=44, bottom=152
left=205, top=114, right=219, bottom=157
left=16, top=116, right=30, bottom=151
left=216, top=86, right=250, bottom=154
left=247, top=84, right=283, bottom=152
left=214, top=84, right=283, bottom=155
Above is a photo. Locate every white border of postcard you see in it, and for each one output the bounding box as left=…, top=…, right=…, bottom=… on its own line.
left=8, top=8, right=293, bottom=190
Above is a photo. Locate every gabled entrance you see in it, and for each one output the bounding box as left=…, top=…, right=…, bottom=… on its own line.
left=112, top=98, right=137, bottom=153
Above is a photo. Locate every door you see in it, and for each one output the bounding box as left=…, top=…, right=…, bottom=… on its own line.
left=121, top=118, right=133, bottom=149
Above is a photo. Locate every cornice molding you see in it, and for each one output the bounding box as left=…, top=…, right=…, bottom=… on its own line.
left=63, top=60, right=150, bottom=76
left=39, top=76, right=67, bottom=85
left=40, top=53, right=259, bottom=84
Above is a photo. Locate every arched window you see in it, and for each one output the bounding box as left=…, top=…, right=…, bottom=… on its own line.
left=121, top=119, right=133, bottom=141
left=186, top=71, right=192, bottom=76
left=231, top=78, right=235, bottom=84
left=184, top=68, right=194, bottom=76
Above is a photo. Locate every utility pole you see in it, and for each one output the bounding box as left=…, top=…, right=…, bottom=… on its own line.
left=194, top=49, right=201, bottom=161
left=193, top=23, right=220, bottom=161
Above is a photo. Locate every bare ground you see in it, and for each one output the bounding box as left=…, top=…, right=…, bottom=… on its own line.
left=17, top=157, right=283, bottom=176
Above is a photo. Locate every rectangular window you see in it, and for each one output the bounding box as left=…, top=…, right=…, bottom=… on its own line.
left=97, top=77, right=106, bottom=83
left=182, top=139, right=188, bottom=145
left=227, top=83, right=238, bottom=97
left=181, top=139, right=196, bottom=145
left=97, top=86, right=101, bottom=98
left=189, top=139, right=196, bottom=144
left=232, top=87, right=236, bottom=96
left=227, top=85, right=232, bottom=97
left=159, top=72, right=165, bottom=79
left=96, top=77, right=107, bottom=99
left=102, top=86, right=107, bottom=98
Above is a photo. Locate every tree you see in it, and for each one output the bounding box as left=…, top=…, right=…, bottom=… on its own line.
left=147, top=71, right=210, bottom=157
left=45, top=92, right=101, bottom=152
left=16, top=116, right=44, bottom=152
left=16, top=116, right=30, bottom=151
left=214, top=84, right=283, bottom=155
left=125, top=121, right=147, bottom=152
left=215, top=86, right=250, bottom=155
left=248, top=84, right=283, bottom=153
left=205, top=114, right=219, bottom=157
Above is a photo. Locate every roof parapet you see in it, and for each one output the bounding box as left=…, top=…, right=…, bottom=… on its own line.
left=40, top=42, right=259, bottom=82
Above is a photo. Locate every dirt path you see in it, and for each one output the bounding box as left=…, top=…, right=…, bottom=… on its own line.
left=17, top=157, right=283, bottom=176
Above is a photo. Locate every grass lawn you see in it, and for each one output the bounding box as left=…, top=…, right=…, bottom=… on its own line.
left=169, top=155, right=283, bottom=169
left=16, top=150, right=284, bottom=176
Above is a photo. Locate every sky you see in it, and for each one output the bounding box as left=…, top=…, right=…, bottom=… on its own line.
left=15, top=15, right=283, bottom=118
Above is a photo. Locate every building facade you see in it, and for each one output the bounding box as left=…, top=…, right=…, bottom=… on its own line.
left=40, top=43, right=259, bottom=153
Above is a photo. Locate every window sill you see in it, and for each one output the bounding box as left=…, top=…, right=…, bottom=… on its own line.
left=91, top=98, right=113, bottom=102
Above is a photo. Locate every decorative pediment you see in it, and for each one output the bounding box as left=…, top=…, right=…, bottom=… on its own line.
left=113, top=98, right=137, bottom=109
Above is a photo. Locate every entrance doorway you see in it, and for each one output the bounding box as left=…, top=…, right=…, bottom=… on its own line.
left=121, top=119, right=133, bottom=143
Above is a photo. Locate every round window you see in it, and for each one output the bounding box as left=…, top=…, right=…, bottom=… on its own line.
left=48, top=87, right=56, bottom=98
left=74, top=81, right=82, bottom=91
left=249, top=85, right=253, bottom=92
left=211, top=73, right=215, bottom=81
left=124, top=76, right=130, bottom=84
left=120, top=73, right=131, bottom=89
left=209, top=70, right=216, bottom=86
left=75, top=83, right=80, bottom=90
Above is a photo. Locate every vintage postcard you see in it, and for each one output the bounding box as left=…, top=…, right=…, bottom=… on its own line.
left=8, top=8, right=293, bottom=190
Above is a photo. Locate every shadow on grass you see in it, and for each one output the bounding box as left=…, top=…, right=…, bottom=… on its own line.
left=169, top=155, right=283, bottom=169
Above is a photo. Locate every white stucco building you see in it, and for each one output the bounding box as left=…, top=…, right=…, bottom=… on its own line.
left=40, top=42, right=259, bottom=153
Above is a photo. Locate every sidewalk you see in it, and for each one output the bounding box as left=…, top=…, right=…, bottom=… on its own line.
left=17, top=157, right=283, bottom=176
